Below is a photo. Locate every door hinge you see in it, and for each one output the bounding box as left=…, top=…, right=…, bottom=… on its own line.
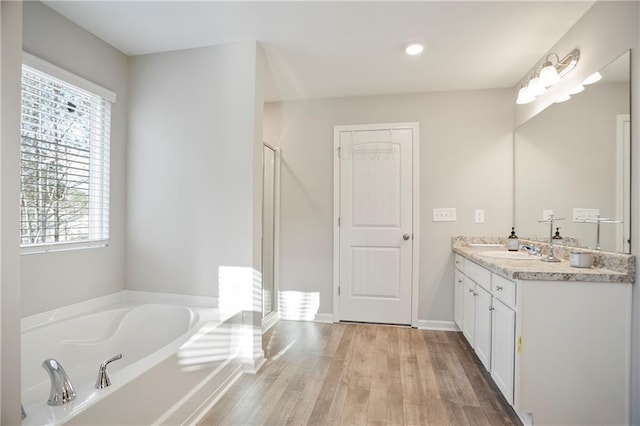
left=338, top=286, right=341, bottom=296
left=517, top=336, right=522, bottom=354
left=338, top=147, right=341, bottom=159
left=338, top=217, right=341, bottom=226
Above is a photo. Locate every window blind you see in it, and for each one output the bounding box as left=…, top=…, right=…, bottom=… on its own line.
left=20, top=63, right=111, bottom=253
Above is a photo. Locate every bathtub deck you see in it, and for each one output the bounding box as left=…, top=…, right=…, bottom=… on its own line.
left=199, top=320, right=522, bottom=426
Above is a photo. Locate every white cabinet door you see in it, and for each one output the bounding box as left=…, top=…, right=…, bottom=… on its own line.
left=462, top=277, right=476, bottom=346
left=491, top=298, right=516, bottom=405
left=474, top=285, right=492, bottom=371
left=454, top=269, right=464, bottom=329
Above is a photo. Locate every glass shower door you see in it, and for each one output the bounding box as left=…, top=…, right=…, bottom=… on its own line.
left=262, top=145, right=276, bottom=317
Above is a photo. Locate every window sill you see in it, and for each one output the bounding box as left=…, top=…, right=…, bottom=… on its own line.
left=21, top=240, right=109, bottom=255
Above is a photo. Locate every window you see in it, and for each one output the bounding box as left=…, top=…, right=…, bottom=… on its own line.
left=20, top=54, right=115, bottom=253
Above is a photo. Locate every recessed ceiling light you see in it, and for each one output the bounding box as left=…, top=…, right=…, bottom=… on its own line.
left=405, top=43, right=424, bottom=56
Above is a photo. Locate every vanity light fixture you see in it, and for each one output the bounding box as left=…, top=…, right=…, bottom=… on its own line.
left=516, top=49, right=580, bottom=105
left=405, top=42, right=424, bottom=56
left=582, top=72, right=602, bottom=85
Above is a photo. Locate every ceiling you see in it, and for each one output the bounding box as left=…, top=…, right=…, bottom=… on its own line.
left=42, top=1, right=595, bottom=102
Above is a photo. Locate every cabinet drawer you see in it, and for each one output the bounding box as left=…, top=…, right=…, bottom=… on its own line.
left=492, top=274, right=516, bottom=308
left=465, top=260, right=491, bottom=291
left=454, top=254, right=465, bottom=272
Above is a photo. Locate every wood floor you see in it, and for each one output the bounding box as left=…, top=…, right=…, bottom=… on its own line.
left=199, top=321, right=522, bottom=426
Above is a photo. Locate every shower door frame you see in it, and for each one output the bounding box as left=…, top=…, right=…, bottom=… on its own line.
left=261, top=142, right=281, bottom=333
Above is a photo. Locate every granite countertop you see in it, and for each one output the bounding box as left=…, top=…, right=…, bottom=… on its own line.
left=453, top=243, right=635, bottom=283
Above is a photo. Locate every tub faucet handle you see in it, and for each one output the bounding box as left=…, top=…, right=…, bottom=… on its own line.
left=95, top=353, right=123, bottom=389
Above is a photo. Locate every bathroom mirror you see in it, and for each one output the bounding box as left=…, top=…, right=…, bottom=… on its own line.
left=514, top=50, right=631, bottom=253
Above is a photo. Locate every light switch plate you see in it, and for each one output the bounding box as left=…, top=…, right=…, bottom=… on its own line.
left=475, top=209, right=485, bottom=224
left=433, top=208, right=456, bottom=222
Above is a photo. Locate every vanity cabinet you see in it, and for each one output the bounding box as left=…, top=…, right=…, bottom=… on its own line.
left=453, top=249, right=632, bottom=426
left=455, top=255, right=516, bottom=400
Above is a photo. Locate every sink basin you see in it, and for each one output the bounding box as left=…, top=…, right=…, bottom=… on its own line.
left=478, top=250, right=536, bottom=260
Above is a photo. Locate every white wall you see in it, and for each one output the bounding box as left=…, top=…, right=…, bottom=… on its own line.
left=127, top=42, right=264, bottom=297
left=263, top=89, right=514, bottom=321
left=1, top=2, right=23, bottom=422
left=21, top=2, right=129, bottom=316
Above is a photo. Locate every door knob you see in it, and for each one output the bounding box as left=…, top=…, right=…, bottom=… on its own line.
left=403, top=234, right=411, bottom=240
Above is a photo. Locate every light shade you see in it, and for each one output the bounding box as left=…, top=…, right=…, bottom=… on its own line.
left=568, top=85, right=584, bottom=95
left=527, top=75, right=547, bottom=97
left=554, top=94, right=571, bottom=103
left=539, top=62, right=561, bottom=87
left=516, top=85, right=535, bottom=105
left=405, top=43, right=424, bottom=56
left=582, top=72, right=602, bottom=85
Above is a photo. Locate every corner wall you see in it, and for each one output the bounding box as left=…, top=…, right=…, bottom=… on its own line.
left=1, top=2, right=23, bottom=422
left=263, top=89, right=514, bottom=322
left=21, top=1, right=129, bottom=316
left=126, top=41, right=263, bottom=298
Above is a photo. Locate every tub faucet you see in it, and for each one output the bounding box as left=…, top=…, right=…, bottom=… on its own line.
left=42, top=359, right=76, bottom=406
left=95, top=353, right=123, bottom=389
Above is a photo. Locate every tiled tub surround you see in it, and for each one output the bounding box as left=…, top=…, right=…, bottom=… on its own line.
left=453, top=235, right=635, bottom=283
left=453, top=235, right=633, bottom=426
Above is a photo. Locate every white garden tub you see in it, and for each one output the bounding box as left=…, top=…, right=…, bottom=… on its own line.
left=21, top=291, right=244, bottom=425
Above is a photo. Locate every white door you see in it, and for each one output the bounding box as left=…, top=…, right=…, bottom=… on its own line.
left=454, top=269, right=464, bottom=329
left=463, top=277, right=476, bottom=346
left=336, top=124, right=415, bottom=324
left=474, top=285, right=492, bottom=371
left=491, top=298, right=516, bottom=405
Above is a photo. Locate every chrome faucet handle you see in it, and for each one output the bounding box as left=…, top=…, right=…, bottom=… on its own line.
left=520, top=244, right=541, bottom=256
left=42, top=359, right=76, bottom=406
left=95, top=353, right=123, bottom=389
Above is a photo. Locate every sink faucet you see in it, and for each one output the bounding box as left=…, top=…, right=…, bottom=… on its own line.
left=520, top=244, right=541, bottom=256
left=42, top=359, right=76, bottom=406
left=538, top=214, right=565, bottom=262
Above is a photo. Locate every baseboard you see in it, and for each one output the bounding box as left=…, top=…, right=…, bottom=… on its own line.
left=416, top=320, right=459, bottom=331
left=313, top=313, right=334, bottom=323
left=262, top=311, right=279, bottom=334
left=181, top=367, right=243, bottom=425
left=243, top=353, right=266, bottom=374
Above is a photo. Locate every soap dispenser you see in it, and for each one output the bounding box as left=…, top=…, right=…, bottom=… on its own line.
left=552, top=227, right=563, bottom=244
left=508, top=227, right=519, bottom=251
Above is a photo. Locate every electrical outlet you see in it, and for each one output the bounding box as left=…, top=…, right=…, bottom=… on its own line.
left=542, top=209, right=554, bottom=220
left=475, top=209, right=485, bottom=224
left=433, top=208, right=456, bottom=222
left=573, top=208, right=600, bottom=222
